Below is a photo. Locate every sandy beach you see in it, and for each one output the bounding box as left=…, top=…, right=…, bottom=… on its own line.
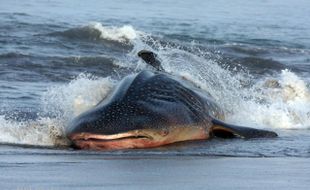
left=0, top=147, right=309, bottom=190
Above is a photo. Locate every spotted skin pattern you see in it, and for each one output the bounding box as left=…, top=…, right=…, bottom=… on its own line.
left=67, top=70, right=278, bottom=150
left=67, top=70, right=224, bottom=136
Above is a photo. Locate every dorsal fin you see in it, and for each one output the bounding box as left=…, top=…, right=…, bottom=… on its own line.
left=211, top=119, right=278, bottom=139
left=138, top=50, right=164, bottom=71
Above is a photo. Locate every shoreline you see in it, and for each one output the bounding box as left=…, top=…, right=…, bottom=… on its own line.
left=0, top=153, right=309, bottom=190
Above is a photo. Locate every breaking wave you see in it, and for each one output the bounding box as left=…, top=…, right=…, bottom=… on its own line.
left=51, top=22, right=141, bottom=43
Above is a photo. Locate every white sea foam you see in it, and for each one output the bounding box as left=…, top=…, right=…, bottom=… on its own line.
left=181, top=61, right=310, bottom=129
left=0, top=115, right=68, bottom=146
left=234, top=69, right=310, bottom=129
left=89, top=22, right=140, bottom=43
left=41, top=73, right=115, bottom=121
left=0, top=74, right=115, bottom=146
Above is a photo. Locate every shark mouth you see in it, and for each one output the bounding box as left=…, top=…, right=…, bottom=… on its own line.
left=68, top=131, right=154, bottom=150
left=68, top=127, right=208, bottom=150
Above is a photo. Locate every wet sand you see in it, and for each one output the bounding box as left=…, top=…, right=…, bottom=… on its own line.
left=0, top=151, right=309, bottom=190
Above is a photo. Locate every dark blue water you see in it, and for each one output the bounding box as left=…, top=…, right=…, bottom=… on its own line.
left=0, top=0, right=309, bottom=157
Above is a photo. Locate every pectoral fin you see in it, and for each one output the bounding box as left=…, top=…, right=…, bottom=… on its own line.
left=211, top=119, right=278, bottom=139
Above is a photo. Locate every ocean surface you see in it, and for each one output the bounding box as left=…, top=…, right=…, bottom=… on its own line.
left=0, top=0, right=310, bottom=158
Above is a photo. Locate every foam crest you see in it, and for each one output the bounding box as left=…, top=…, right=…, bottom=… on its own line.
left=89, top=22, right=140, bottom=43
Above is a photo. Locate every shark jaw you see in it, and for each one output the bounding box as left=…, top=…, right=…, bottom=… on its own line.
left=68, top=126, right=208, bottom=150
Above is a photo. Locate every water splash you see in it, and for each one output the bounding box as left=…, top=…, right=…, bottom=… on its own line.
left=0, top=73, right=115, bottom=146
left=129, top=34, right=310, bottom=130
left=0, top=115, right=68, bottom=146
left=237, top=69, right=310, bottom=129
left=41, top=73, right=115, bottom=121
